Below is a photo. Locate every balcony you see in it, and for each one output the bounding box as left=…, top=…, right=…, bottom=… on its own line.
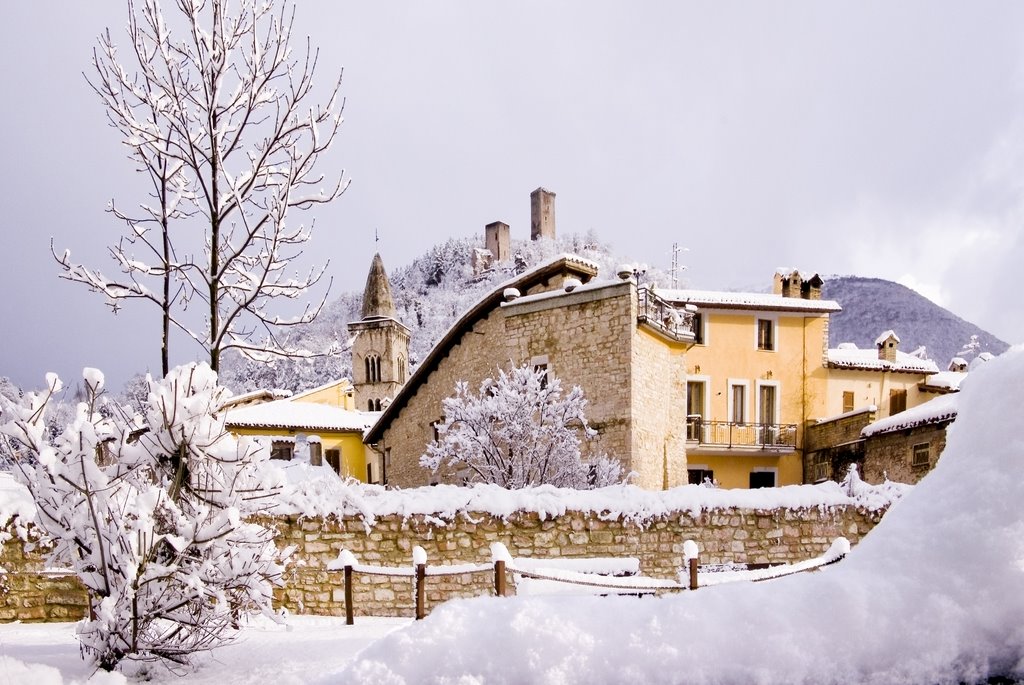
left=685, top=416, right=797, bottom=451
left=637, top=287, right=695, bottom=344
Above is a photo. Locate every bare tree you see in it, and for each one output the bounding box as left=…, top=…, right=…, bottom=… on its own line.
left=55, top=0, right=348, bottom=375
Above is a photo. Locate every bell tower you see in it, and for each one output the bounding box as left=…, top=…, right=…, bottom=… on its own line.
left=348, top=253, right=410, bottom=412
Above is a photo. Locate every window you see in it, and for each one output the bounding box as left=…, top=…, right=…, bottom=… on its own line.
left=688, top=468, right=714, bottom=485
left=270, top=441, right=294, bottom=461
left=366, top=463, right=374, bottom=483
left=686, top=381, right=706, bottom=441
left=758, top=384, right=778, bottom=444
left=758, top=384, right=777, bottom=426
left=691, top=312, right=704, bottom=345
left=325, top=448, right=341, bottom=474
left=729, top=382, right=747, bottom=423
left=912, top=443, right=930, bottom=468
left=364, top=354, right=382, bottom=383
left=756, top=318, right=775, bottom=351
left=397, top=356, right=406, bottom=384
left=383, top=448, right=391, bottom=485
left=309, top=442, right=323, bottom=467
left=531, top=355, right=550, bottom=389
left=842, top=391, right=855, bottom=414
left=889, top=388, right=907, bottom=416
left=749, top=470, right=776, bottom=489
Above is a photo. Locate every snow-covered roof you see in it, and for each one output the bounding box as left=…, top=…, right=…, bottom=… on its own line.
left=921, top=371, right=967, bottom=392
left=861, top=393, right=958, bottom=437
left=658, top=288, right=841, bottom=313
left=827, top=344, right=939, bottom=374
left=225, top=399, right=377, bottom=433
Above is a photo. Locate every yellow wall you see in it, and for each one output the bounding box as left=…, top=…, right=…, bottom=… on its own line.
left=683, top=310, right=831, bottom=487
left=686, top=452, right=804, bottom=489
left=820, top=368, right=932, bottom=419
left=293, top=381, right=356, bottom=411
left=229, top=425, right=370, bottom=482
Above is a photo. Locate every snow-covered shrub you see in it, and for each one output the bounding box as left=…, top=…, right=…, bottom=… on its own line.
left=421, top=364, right=623, bottom=489
left=0, top=363, right=284, bottom=672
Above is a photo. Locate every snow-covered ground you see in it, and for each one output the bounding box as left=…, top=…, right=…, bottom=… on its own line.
left=2, top=346, right=1022, bottom=683
left=0, top=615, right=411, bottom=684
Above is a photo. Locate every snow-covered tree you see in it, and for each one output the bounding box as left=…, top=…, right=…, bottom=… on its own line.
left=55, top=0, right=348, bottom=375
left=0, top=364, right=285, bottom=672
left=421, top=364, right=623, bottom=489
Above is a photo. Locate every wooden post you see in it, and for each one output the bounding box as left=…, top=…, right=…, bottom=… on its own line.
left=494, top=559, right=506, bottom=597
left=344, top=564, right=354, bottom=625
left=415, top=563, right=426, bottom=620
left=688, top=557, right=699, bottom=591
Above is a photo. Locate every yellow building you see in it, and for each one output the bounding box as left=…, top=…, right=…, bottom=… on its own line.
left=660, top=271, right=840, bottom=488
left=224, top=379, right=382, bottom=483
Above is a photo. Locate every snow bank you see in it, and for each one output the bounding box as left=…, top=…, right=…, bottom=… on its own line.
left=335, top=347, right=1024, bottom=685
left=271, top=465, right=907, bottom=525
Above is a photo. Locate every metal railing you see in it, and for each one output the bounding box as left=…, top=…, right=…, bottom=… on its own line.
left=637, top=287, right=695, bottom=343
left=685, top=417, right=797, bottom=449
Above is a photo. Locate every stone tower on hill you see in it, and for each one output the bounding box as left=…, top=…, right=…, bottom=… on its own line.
left=348, top=253, right=410, bottom=412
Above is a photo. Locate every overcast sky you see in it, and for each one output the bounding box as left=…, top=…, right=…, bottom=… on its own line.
left=2, top=2, right=1023, bottom=392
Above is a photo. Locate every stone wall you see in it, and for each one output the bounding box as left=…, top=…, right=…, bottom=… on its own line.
left=1, top=501, right=887, bottom=623
left=862, top=422, right=950, bottom=485
left=0, top=525, right=88, bottom=622
left=275, top=504, right=885, bottom=619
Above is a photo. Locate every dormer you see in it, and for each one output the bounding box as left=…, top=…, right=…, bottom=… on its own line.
left=875, top=330, right=900, bottom=364
left=948, top=357, right=968, bottom=373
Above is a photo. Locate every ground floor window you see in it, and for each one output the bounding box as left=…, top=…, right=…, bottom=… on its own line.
left=688, top=468, right=714, bottom=486
left=325, top=448, right=341, bottom=474
left=270, top=441, right=294, bottom=461
left=911, top=442, right=930, bottom=468
left=749, top=470, right=776, bottom=488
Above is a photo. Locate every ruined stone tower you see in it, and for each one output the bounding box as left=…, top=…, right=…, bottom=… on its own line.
left=530, top=187, right=556, bottom=241
left=348, top=253, right=410, bottom=412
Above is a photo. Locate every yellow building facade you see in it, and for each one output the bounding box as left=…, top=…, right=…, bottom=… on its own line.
left=224, top=379, right=381, bottom=483
left=661, top=282, right=839, bottom=489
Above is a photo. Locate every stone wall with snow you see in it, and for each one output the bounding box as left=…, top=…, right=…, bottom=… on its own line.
left=272, top=504, right=887, bottom=618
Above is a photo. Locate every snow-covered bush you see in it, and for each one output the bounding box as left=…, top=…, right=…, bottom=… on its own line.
left=0, top=363, right=284, bottom=672
left=421, top=364, right=623, bottom=489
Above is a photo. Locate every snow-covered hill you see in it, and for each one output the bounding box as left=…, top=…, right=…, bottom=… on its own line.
left=823, top=276, right=1008, bottom=369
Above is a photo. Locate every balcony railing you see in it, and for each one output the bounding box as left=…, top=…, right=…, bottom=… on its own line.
left=685, top=416, right=797, bottom=450
left=637, top=287, right=695, bottom=343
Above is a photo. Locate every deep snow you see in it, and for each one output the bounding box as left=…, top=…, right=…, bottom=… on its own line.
left=1, top=348, right=1021, bottom=683
left=335, top=345, right=1024, bottom=684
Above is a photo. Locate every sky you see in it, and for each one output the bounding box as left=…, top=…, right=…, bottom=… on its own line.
left=2, top=2, right=1023, bottom=392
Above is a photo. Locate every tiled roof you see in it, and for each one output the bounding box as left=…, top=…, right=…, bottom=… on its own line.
left=225, top=399, right=377, bottom=433
left=827, top=346, right=939, bottom=374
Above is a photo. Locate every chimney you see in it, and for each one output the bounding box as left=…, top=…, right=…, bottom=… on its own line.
left=530, top=188, right=556, bottom=241
left=485, top=221, right=510, bottom=263
left=876, top=331, right=900, bottom=363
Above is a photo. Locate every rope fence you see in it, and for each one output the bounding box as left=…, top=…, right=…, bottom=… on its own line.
left=325, top=538, right=849, bottom=624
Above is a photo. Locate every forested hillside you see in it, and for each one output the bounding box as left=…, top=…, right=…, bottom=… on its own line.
left=822, top=277, right=1009, bottom=368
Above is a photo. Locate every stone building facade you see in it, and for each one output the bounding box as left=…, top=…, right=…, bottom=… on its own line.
left=364, top=256, right=696, bottom=490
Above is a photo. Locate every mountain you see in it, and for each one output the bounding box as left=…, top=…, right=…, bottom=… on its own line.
left=822, top=276, right=1009, bottom=368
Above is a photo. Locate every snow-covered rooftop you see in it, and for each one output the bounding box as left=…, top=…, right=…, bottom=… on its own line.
left=921, top=370, right=967, bottom=392
left=827, top=344, right=939, bottom=374
left=659, top=288, right=841, bottom=313
left=861, top=393, right=958, bottom=437
left=225, top=399, right=378, bottom=433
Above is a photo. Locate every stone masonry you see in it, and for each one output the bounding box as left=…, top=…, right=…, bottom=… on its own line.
left=2, top=504, right=885, bottom=623
left=274, top=505, right=884, bottom=619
